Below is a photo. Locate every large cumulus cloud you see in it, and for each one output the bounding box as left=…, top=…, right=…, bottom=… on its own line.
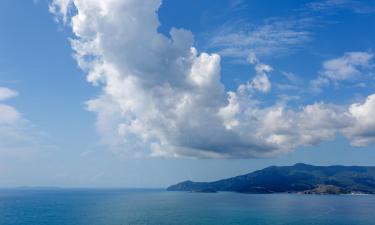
left=345, top=94, right=375, bottom=147
left=50, top=0, right=375, bottom=158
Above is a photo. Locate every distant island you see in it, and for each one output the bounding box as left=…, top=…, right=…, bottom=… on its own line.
left=167, top=163, right=375, bottom=195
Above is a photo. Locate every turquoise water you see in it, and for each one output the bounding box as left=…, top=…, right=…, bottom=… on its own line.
left=0, top=189, right=374, bottom=225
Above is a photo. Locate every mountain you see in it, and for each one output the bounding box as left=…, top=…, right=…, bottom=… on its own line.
left=167, top=163, right=375, bottom=194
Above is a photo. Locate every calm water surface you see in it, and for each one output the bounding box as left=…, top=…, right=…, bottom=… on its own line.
left=0, top=189, right=374, bottom=225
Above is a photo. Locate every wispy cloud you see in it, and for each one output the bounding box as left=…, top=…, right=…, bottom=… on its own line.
left=228, top=0, right=247, bottom=11
left=0, top=87, right=20, bottom=124
left=275, top=72, right=305, bottom=93
left=207, top=17, right=313, bottom=59
left=0, top=86, right=52, bottom=158
left=307, top=0, right=375, bottom=14
left=206, top=0, right=374, bottom=61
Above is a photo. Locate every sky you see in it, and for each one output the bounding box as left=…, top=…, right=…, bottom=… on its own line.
left=0, top=0, right=375, bottom=188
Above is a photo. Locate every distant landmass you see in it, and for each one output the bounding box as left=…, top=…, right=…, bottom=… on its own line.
left=167, top=163, right=375, bottom=194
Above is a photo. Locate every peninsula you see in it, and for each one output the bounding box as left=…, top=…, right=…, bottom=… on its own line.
left=167, top=163, right=375, bottom=194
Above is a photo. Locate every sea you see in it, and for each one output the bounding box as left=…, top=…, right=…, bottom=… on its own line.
left=0, top=188, right=374, bottom=225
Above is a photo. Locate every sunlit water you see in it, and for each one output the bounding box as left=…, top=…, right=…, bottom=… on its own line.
left=0, top=189, right=374, bottom=225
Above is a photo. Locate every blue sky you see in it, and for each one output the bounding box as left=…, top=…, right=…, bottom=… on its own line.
left=0, top=0, right=375, bottom=187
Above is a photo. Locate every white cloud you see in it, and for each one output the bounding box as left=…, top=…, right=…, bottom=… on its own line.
left=255, top=102, right=349, bottom=151
left=0, top=87, right=18, bottom=101
left=49, top=0, right=73, bottom=23
left=0, top=104, right=20, bottom=124
left=310, top=51, right=374, bottom=91
left=345, top=94, right=375, bottom=146
left=322, top=52, right=373, bottom=81
left=249, top=73, right=271, bottom=93
left=50, top=0, right=375, bottom=158
left=217, top=92, right=240, bottom=130
left=237, top=53, right=272, bottom=94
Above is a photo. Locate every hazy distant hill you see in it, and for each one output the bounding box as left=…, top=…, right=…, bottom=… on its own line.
left=167, top=163, right=375, bottom=194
